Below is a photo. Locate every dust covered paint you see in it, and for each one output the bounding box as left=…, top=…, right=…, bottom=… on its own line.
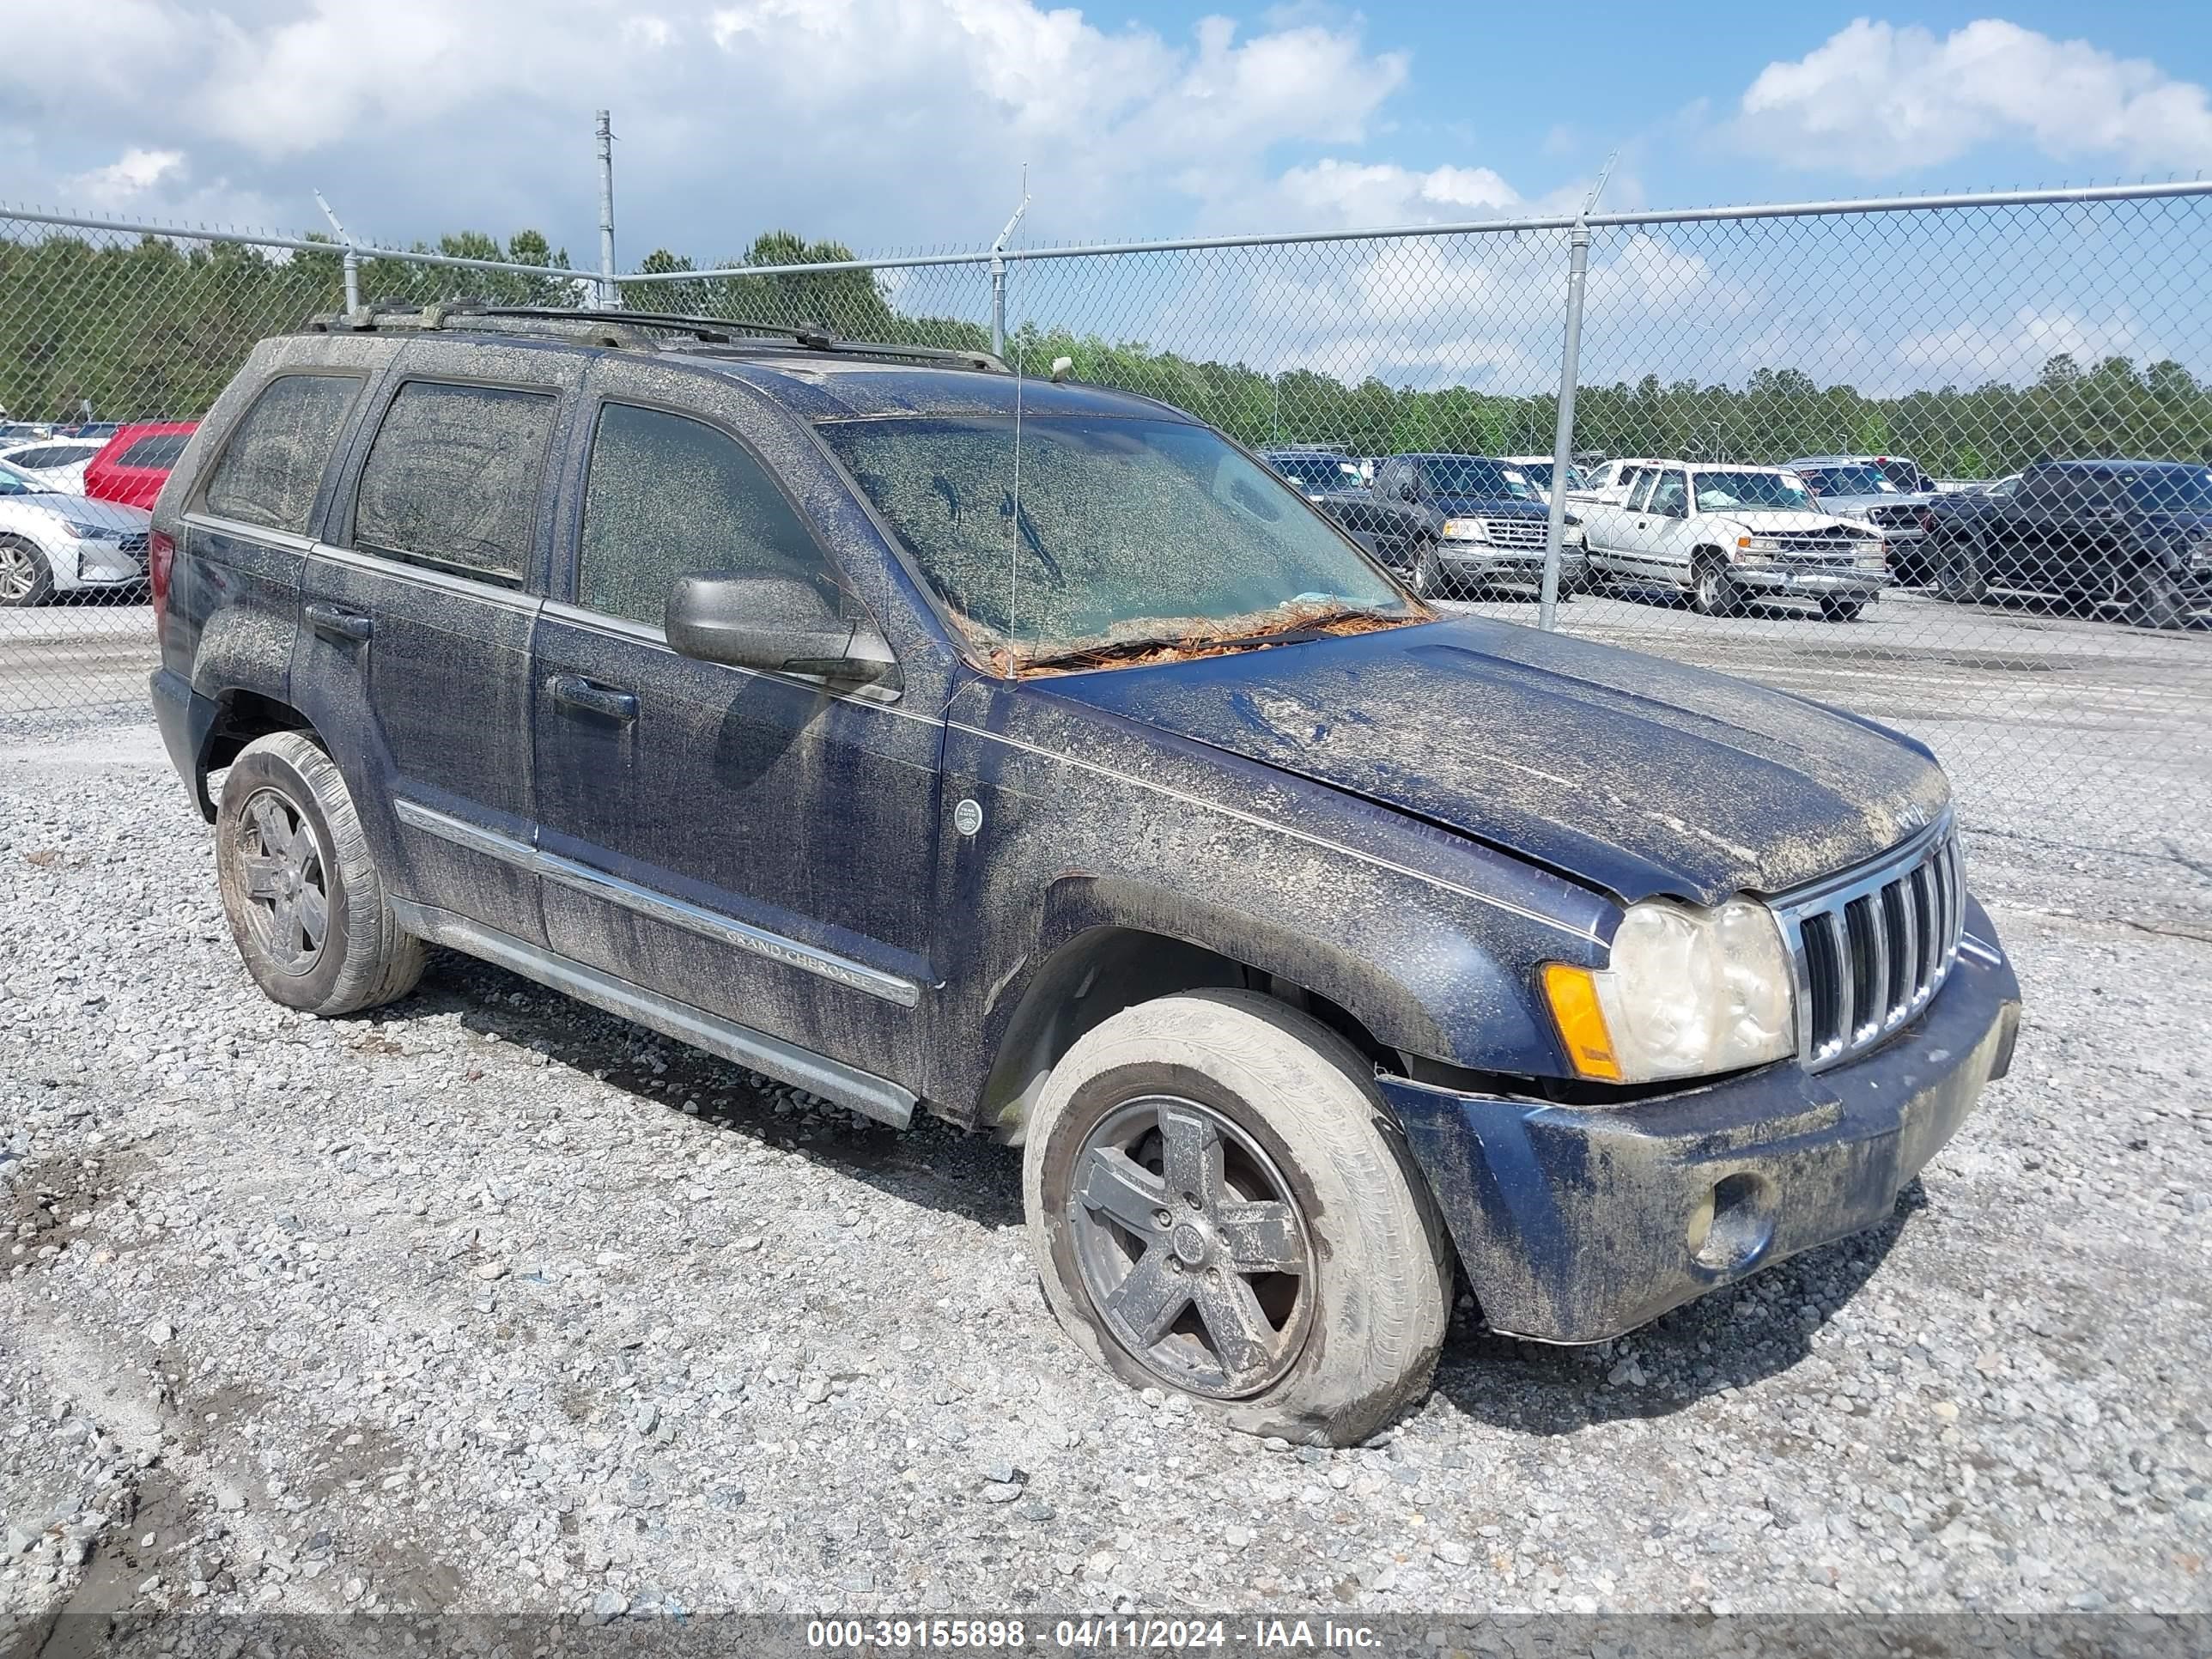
left=148, top=313, right=2022, bottom=1370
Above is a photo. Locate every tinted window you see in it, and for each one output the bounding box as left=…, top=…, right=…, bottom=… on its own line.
left=354, top=382, right=557, bottom=586
left=202, top=375, right=361, bottom=534
left=580, top=403, right=835, bottom=628
left=118, top=434, right=191, bottom=469
left=1412, top=457, right=1540, bottom=500
left=5, top=445, right=99, bottom=470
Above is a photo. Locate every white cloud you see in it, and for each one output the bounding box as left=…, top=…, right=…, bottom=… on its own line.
left=63, top=148, right=186, bottom=205
left=1735, top=18, right=2212, bottom=177
left=0, top=1, right=1410, bottom=252
left=1896, top=307, right=2154, bottom=386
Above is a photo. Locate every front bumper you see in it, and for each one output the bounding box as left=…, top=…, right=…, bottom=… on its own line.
left=1381, top=895, right=2021, bottom=1344
left=1730, top=560, right=1887, bottom=599
left=1438, top=544, right=1589, bottom=587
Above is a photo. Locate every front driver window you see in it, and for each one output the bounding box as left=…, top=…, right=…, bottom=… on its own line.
left=1647, top=473, right=1687, bottom=516
left=579, top=402, right=840, bottom=629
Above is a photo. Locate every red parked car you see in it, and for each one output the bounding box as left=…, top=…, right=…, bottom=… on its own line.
left=83, top=422, right=198, bottom=510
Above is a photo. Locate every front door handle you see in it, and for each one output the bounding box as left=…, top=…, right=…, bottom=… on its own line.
left=549, top=673, right=638, bottom=723
left=304, top=601, right=373, bottom=642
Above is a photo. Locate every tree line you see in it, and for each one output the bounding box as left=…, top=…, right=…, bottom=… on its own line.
left=3, top=225, right=2205, bottom=481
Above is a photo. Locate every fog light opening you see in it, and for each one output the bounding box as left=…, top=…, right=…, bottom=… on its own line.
left=1689, top=1172, right=1774, bottom=1272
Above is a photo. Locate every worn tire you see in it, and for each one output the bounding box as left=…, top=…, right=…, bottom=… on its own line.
left=2124, top=562, right=2190, bottom=630
left=1024, top=989, right=1453, bottom=1446
left=1689, top=553, right=1739, bottom=617
left=216, top=731, right=426, bottom=1017
left=0, top=535, right=55, bottom=608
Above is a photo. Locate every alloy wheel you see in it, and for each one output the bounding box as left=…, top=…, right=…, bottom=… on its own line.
left=234, top=787, right=331, bottom=974
left=1067, top=1095, right=1315, bottom=1399
left=0, top=542, right=38, bottom=604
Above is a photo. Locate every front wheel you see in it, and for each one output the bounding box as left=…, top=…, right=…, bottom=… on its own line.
left=1410, top=540, right=1447, bottom=601
left=1689, top=555, right=1739, bottom=617
left=2124, top=563, right=2191, bottom=630
left=1024, top=990, right=1452, bottom=1445
left=1935, top=532, right=1989, bottom=605
left=1819, top=598, right=1867, bottom=623
left=0, top=536, right=55, bottom=608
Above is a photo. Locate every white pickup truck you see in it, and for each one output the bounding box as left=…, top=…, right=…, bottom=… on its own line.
left=1577, top=460, right=1889, bottom=621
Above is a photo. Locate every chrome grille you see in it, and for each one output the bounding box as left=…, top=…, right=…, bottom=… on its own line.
left=1484, top=518, right=1547, bottom=549
left=1772, top=817, right=1964, bottom=1073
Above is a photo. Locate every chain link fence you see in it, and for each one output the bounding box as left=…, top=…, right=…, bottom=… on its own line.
left=3, top=186, right=2207, bottom=844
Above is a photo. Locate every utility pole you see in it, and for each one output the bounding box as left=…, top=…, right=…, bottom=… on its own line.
left=596, top=110, right=619, bottom=308
left=1538, top=152, right=1616, bottom=633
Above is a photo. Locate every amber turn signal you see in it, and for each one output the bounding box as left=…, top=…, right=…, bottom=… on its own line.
left=1540, top=963, right=1623, bottom=1081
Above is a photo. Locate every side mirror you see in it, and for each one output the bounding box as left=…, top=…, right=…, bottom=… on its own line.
left=665, top=571, right=899, bottom=690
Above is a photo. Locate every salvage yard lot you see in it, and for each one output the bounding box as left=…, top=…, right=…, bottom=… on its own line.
left=3, top=609, right=2210, bottom=1631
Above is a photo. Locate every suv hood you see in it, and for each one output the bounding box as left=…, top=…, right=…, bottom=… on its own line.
left=1712, top=508, right=1874, bottom=538
left=1036, top=617, right=1948, bottom=904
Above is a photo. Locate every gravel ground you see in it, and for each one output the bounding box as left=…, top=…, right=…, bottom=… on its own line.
left=3, top=717, right=2210, bottom=1642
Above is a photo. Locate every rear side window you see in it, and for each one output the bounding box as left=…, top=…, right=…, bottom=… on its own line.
left=578, top=403, right=836, bottom=628
left=201, top=375, right=361, bottom=534
left=353, top=381, right=558, bottom=587
left=118, top=434, right=191, bottom=469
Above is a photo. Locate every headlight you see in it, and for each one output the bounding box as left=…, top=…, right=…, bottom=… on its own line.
left=1541, top=898, right=1796, bottom=1084
left=1440, top=517, right=1489, bottom=542
left=67, top=521, right=122, bottom=542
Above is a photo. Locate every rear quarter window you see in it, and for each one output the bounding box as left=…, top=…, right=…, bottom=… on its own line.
left=118, top=434, right=191, bottom=469
left=201, top=374, right=362, bottom=534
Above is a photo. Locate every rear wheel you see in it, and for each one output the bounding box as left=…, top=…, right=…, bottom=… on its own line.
left=1819, top=598, right=1867, bottom=623
left=1935, top=532, right=1989, bottom=605
left=1024, top=990, right=1452, bottom=1445
left=216, top=732, right=426, bottom=1017
left=2124, top=562, right=2190, bottom=630
left=0, top=536, right=54, bottom=608
left=1689, top=554, right=1739, bottom=617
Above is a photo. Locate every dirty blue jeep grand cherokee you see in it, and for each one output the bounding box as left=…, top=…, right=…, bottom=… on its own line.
left=149, top=307, right=2021, bottom=1444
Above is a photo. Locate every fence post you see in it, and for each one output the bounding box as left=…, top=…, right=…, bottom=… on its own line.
left=341, top=249, right=362, bottom=315
left=1537, top=222, right=1590, bottom=633
left=596, top=110, right=618, bottom=308
left=988, top=171, right=1030, bottom=359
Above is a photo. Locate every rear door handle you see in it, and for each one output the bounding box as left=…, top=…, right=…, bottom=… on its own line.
left=303, top=601, right=373, bottom=642
left=549, top=673, right=638, bottom=723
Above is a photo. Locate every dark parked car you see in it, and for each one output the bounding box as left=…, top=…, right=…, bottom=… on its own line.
left=1371, top=453, right=1588, bottom=599
left=1258, top=448, right=1364, bottom=501
left=149, top=307, right=2020, bottom=1444
left=1927, top=458, right=2212, bottom=628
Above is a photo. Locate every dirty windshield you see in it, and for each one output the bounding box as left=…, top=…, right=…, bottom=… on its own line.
left=818, top=414, right=1413, bottom=665
left=1694, top=471, right=1815, bottom=513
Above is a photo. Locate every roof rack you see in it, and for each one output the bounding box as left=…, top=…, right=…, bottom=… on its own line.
left=303, top=301, right=1008, bottom=372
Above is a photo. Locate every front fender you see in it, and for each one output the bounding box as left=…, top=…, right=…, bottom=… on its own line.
left=925, top=677, right=1612, bottom=1122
